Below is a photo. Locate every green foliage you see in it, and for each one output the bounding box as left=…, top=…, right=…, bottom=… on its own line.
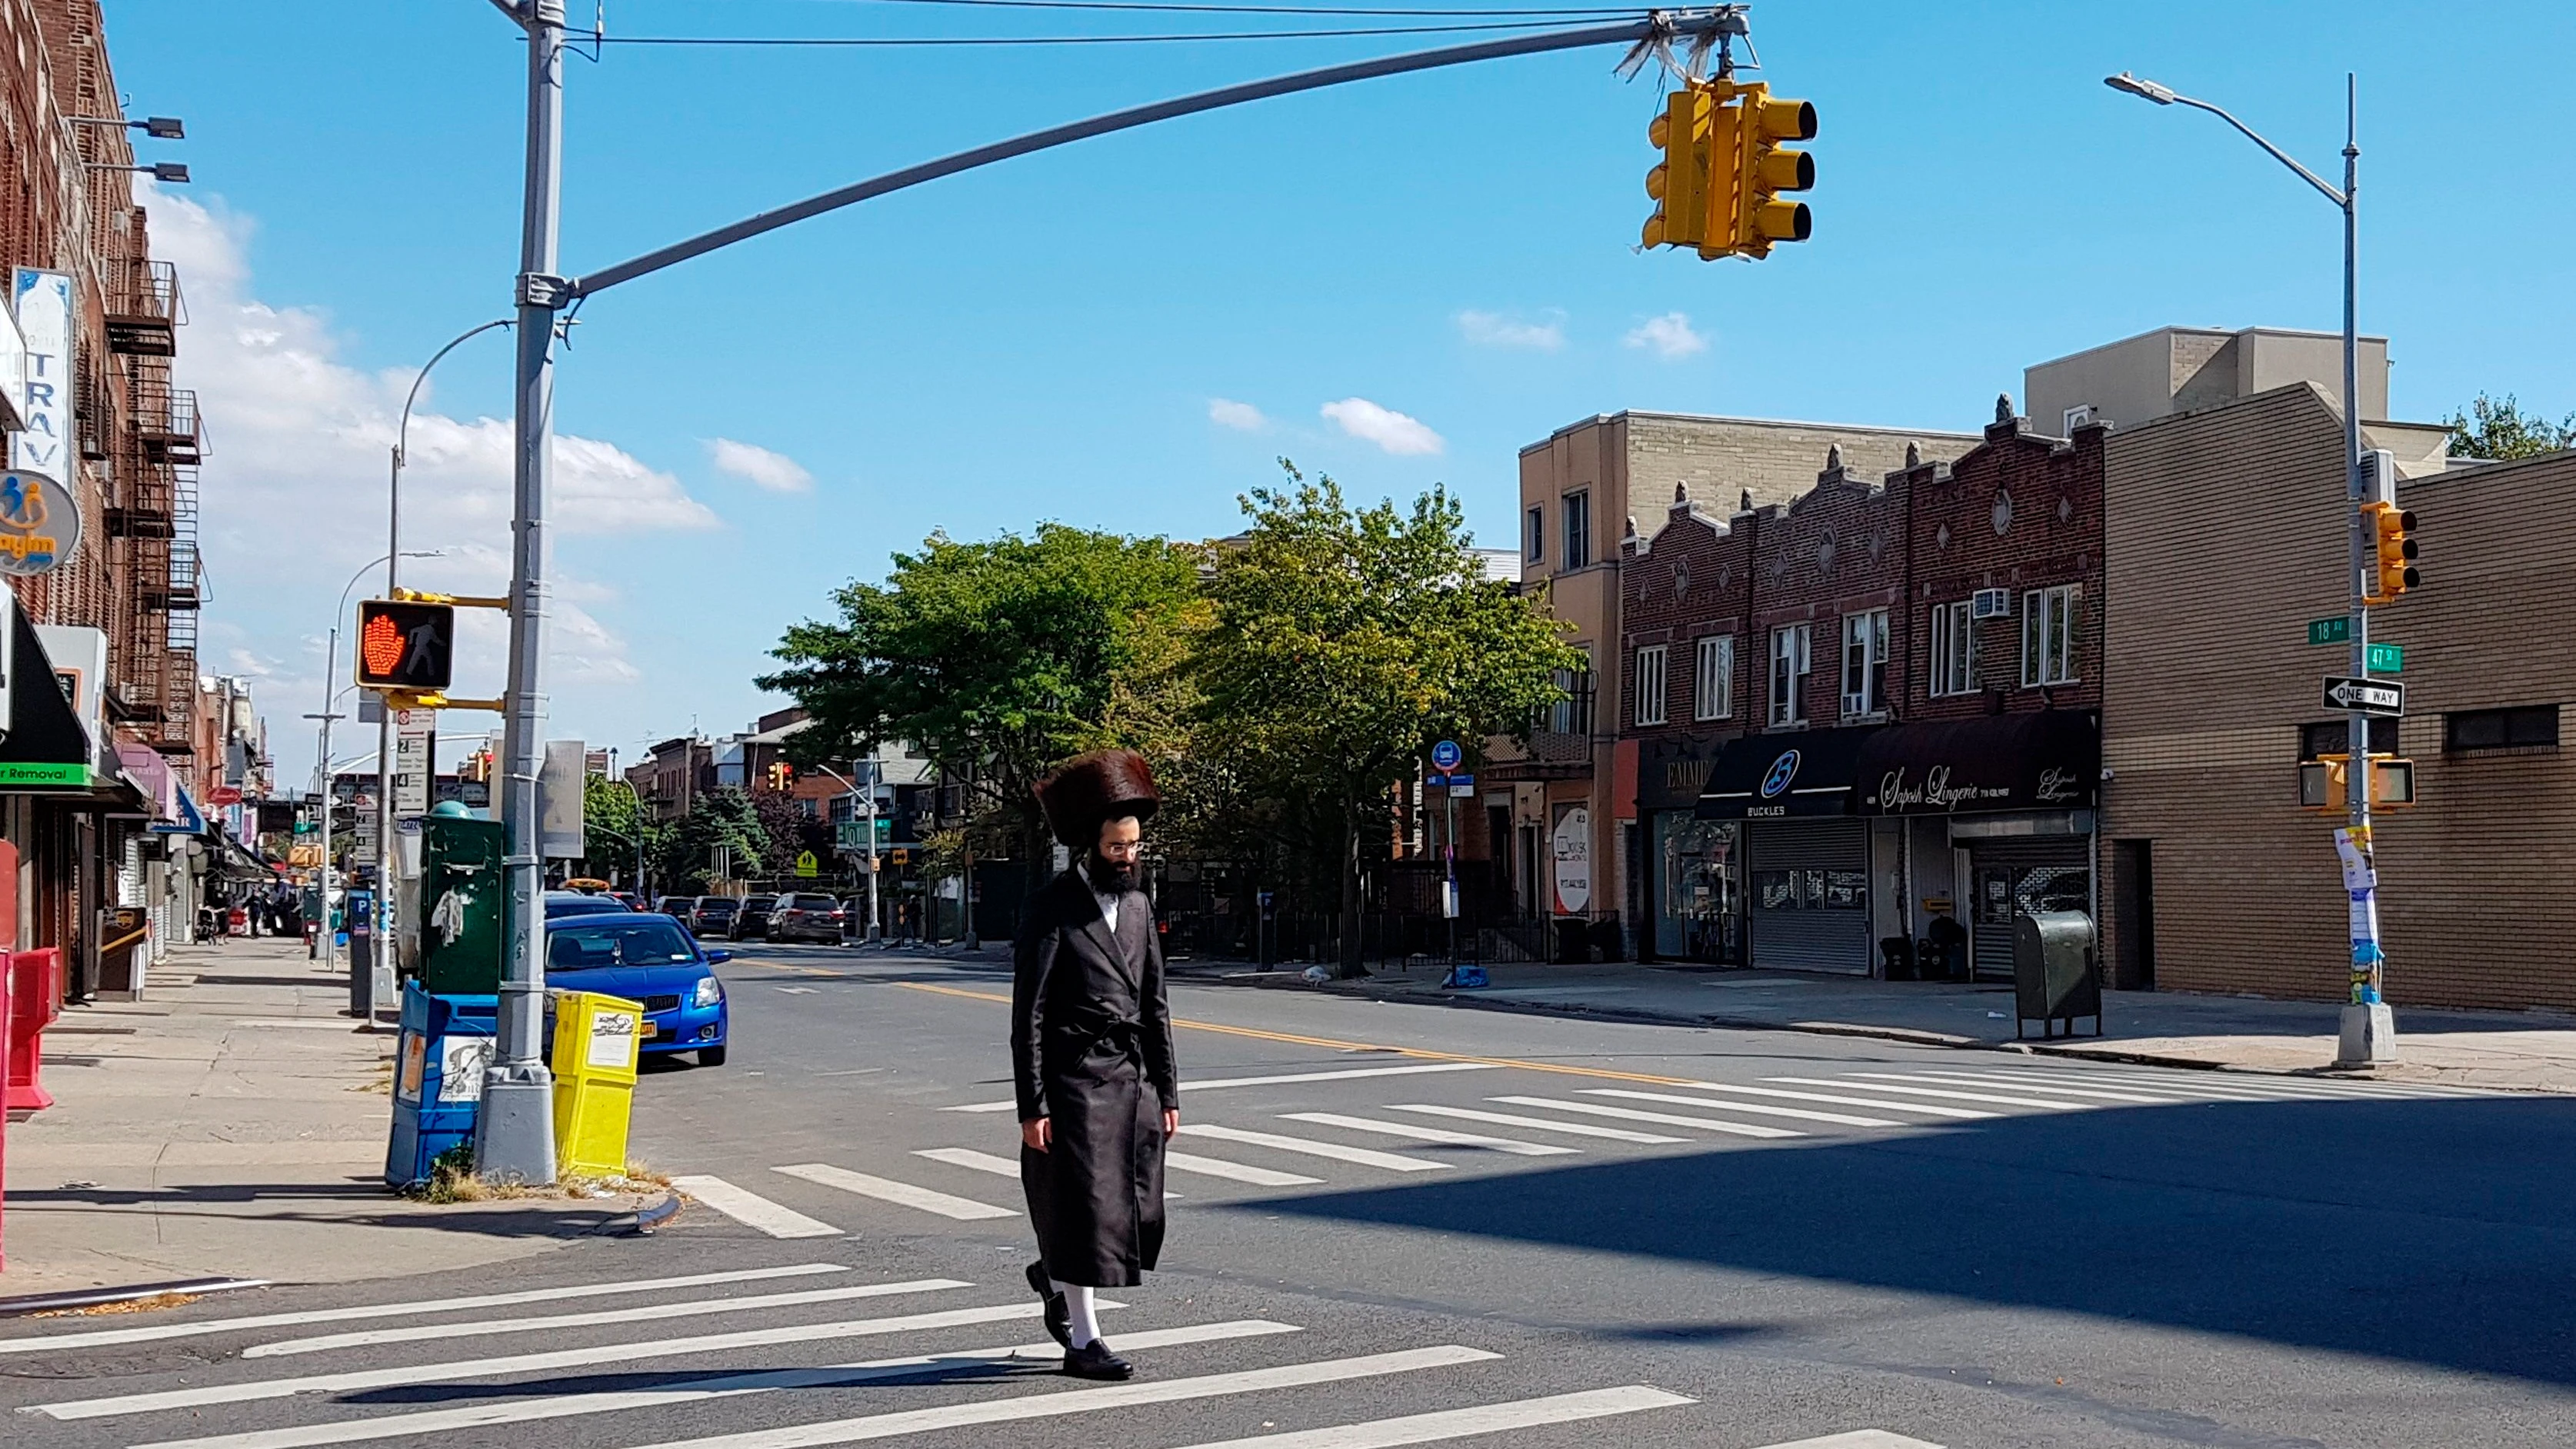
left=2444, top=393, right=2576, bottom=460
left=659, top=788, right=774, bottom=893
left=578, top=772, right=664, bottom=888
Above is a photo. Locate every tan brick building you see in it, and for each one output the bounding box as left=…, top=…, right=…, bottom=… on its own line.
left=2098, top=383, right=2573, bottom=1011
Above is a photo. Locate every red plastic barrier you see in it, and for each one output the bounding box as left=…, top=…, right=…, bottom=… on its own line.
left=6, top=948, right=59, bottom=1111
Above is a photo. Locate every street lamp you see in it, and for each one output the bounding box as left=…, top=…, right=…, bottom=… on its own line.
left=311, top=551, right=441, bottom=997
left=808, top=760, right=885, bottom=946
left=2107, top=70, right=2391, bottom=1065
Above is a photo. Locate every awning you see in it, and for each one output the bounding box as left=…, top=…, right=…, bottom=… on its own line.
left=150, top=781, right=208, bottom=836
left=1696, top=725, right=1883, bottom=820
left=0, top=608, right=98, bottom=790
left=1855, top=708, right=2101, bottom=815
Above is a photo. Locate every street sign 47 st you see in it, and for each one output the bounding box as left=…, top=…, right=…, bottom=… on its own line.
left=2324, top=676, right=2404, bottom=717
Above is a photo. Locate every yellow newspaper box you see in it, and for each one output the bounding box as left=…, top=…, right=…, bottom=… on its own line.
left=551, top=991, right=643, bottom=1178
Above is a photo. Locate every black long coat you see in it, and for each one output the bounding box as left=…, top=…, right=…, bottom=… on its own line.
left=1011, top=867, right=1178, bottom=1287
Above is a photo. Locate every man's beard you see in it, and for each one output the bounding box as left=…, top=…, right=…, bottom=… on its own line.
left=1088, top=853, right=1141, bottom=894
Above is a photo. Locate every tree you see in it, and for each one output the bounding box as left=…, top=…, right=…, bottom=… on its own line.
left=1195, top=465, right=1576, bottom=976
left=578, top=772, right=664, bottom=891
left=2445, top=393, right=2576, bottom=460
left=658, top=788, right=772, bottom=894
left=761, top=525, right=1205, bottom=873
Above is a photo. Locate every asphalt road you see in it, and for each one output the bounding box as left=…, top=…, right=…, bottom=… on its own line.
left=8, top=941, right=2574, bottom=1449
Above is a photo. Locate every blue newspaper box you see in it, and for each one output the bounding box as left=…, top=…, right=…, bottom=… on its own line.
left=385, top=981, right=499, bottom=1188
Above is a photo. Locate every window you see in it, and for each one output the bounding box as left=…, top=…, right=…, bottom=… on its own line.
left=1525, top=505, right=1545, bottom=564
left=2021, top=584, right=2081, bottom=687
left=1694, top=635, right=1734, bottom=721
left=1768, top=624, right=1811, bottom=727
left=1563, top=491, right=1591, bottom=570
left=1633, top=645, right=1668, bottom=727
left=2300, top=718, right=2398, bottom=759
left=1841, top=609, right=1889, bottom=717
left=2445, top=705, right=2560, bottom=754
left=1929, top=601, right=1976, bottom=697
left=1548, top=650, right=1595, bottom=735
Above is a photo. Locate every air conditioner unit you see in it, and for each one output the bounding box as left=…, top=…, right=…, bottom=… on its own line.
left=1842, top=692, right=1875, bottom=718
left=1971, top=588, right=2011, bottom=620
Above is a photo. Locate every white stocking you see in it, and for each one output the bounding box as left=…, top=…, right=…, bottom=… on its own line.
left=1051, top=1280, right=1101, bottom=1347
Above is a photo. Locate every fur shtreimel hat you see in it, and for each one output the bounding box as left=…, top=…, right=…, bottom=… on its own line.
left=1034, top=748, right=1162, bottom=848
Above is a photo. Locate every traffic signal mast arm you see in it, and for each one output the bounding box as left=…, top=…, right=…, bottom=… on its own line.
left=392, top=585, right=512, bottom=611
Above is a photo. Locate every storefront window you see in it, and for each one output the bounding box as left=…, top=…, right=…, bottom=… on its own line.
left=1654, top=814, right=1740, bottom=961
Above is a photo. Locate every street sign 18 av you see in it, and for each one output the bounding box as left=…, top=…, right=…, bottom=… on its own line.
left=2324, top=676, right=2404, bottom=717
left=2365, top=641, right=2404, bottom=673
left=2308, top=616, right=2351, bottom=646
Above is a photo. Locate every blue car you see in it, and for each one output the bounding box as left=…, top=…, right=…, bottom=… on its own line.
left=545, top=912, right=731, bottom=1066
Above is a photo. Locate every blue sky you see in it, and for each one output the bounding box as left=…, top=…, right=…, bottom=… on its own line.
left=100, top=1, right=2574, bottom=784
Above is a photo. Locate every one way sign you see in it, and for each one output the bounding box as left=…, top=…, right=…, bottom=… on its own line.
left=2324, top=675, right=2405, bottom=717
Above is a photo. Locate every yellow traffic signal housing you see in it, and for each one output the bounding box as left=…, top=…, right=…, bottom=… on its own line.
left=1731, top=83, right=1815, bottom=256
left=354, top=598, right=455, bottom=691
left=1642, top=79, right=1814, bottom=261
left=2299, top=752, right=2416, bottom=811
left=1644, top=88, right=1715, bottom=251
left=2364, top=500, right=2418, bottom=599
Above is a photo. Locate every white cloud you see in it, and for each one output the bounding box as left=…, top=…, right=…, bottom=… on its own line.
left=1623, top=311, right=1708, bottom=361
left=1207, top=398, right=1267, bottom=431
left=1320, top=397, right=1445, bottom=456
left=1456, top=309, right=1565, bottom=351
left=705, top=437, right=813, bottom=492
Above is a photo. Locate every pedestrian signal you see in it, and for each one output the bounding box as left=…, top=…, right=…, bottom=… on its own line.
left=354, top=599, right=455, bottom=690
left=2363, top=501, right=2418, bottom=599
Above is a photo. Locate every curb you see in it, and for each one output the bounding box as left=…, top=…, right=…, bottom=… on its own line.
left=0, top=1276, right=269, bottom=1320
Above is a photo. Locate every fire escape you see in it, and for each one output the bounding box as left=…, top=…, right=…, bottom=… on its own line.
left=106, top=257, right=201, bottom=754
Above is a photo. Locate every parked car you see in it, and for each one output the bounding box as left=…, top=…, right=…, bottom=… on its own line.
left=730, top=894, right=779, bottom=941
left=769, top=892, right=846, bottom=944
left=544, top=911, right=730, bottom=1066
left=689, top=896, right=740, bottom=938
left=545, top=890, right=635, bottom=921
left=654, top=894, right=695, bottom=919
left=608, top=891, right=645, bottom=911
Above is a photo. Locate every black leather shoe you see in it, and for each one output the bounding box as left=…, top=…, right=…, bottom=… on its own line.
left=1025, top=1261, right=1070, bottom=1349
left=1063, top=1339, right=1133, bottom=1381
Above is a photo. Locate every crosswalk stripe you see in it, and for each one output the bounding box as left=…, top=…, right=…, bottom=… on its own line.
left=1181, top=1124, right=1451, bottom=1172
left=1995, top=1068, right=2458, bottom=1101
left=1671, top=1081, right=1997, bottom=1121
left=242, top=1278, right=970, bottom=1358
left=1166, top=1151, right=1325, bottom=1187
left=1750, top=1433, right=1946, bottom=1449
left=620, top=1344, right=1502, bottom=1449
left=1581, top=1088, right=1903, bottom=1129
left=774, top=1162, right=1020, bottom=1220
left=1949, top=1070, right=2290, bottom=1102
left=669, top=1176, right=844, bottom=1238
left=945, top=1063, right=1500, bottom=1111
left=1279, top=1111, right=1578, bottom=1157
left=1387, top=1103, right=1685, bottom=1144
left=1771, top=1077, right=2091, bottom=1111
left=28, top=1301, right=1065, bottom=1421
left=1488, top=1095, right=1803, bottom=1140
left=0, top=1262, right=848, bottom=1354
left=1846, top=1071, right=2182, bottom=1105
left=913, top=1147, right=1021, bottom=1178
left=129, top=1320, right=1300, bottom=1449
left=1167, top=1384, right=1696, bottom=1447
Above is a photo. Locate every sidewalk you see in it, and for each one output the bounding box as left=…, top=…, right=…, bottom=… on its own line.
left=3, top=936, right=648, bottom=1296
left=1168, top=954, right=2576, bottom=1094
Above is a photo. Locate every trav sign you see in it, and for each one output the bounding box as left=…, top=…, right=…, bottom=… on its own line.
left=2323, top=676, right=2404, bottom=717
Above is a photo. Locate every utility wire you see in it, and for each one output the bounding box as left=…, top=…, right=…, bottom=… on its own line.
left=588, top=18, right=1633, bottom=45
left=850, top=0, right=1634, bottom=15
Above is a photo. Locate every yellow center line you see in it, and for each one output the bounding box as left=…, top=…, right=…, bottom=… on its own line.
left=896, top=979, right=1709, bottom=1089
left=738, top=958, right=839, bottom=978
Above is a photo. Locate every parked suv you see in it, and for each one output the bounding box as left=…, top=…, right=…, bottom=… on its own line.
left=689, top=896, right=740, bottom=938
left=730, top=894, right=780, bottom=941
left=655, top=894, right=695, bottom=919
left=770, top=892, right=847, bottom=944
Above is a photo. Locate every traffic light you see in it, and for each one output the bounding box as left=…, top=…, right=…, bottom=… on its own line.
left=1643, top=86, right=1716, bottom=251
left=765, top=760, right=794, bottom=791
left=354, top=599, right=455, bottom=690
left=2364, top=501, right=2418, bottom=599
left=1730, top=82, right=1815, bottom=256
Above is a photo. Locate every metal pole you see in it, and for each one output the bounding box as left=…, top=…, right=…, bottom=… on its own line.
left=865, top=764, right=881, bottom=944
left=477, top=0, right=567, bottom=1184
left=310, top=631, right=338, bottom=973
left=2334, top=73, right=2393, bottom=1064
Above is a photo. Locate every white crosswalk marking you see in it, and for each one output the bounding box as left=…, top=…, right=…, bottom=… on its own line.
left=945, top=1062, right=1499, bottom=1111
left=1167, top=1150, right=1325, bottom=1186
left=1488, top=1094, right=1804, bottom=1140
left=1166, top=1384, right=1695, bottom=1447
left=1942, top=1070, right=2289, bottom=1102
left=1181, top=1123, right=1452, bottom=1172
left=1674, top=1080, right=1998, bottom=1120
left=1387, top=1102, right=1686, bottom=1144
left=130, top=1320, right=1297, bottom=1449
left=0, top=1262, right=848, bottom=1353
left=1581, top=1088, right=1904, bottom=1129
left=1995, top=1067, right=2464, bottom=1100
left=1846, top=1071, right=2181, bottom=1104
left=242, top=1277, right=968, bottom=1357
left=1751, top=1433, right=1946, bottom=1448
left=913, top=1146, right=1021, bottom=1177
left=672, top=1174, right=845, bottom=1238
left=620, top=1345, right=1503, bottom=1449
left=774, top=1161, right=1020, bottom=1220
left=1771, top=1076, right=2091, bottom=1111
left=1279, top=1111, right=1578, bottom=1157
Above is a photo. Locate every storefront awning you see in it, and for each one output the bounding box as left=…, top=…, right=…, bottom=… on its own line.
left=0, top=609, right=98, bottom=790
left=1695, top=725, right=1882, bottom=820
left=1855, top=708, right=2101, bottom=815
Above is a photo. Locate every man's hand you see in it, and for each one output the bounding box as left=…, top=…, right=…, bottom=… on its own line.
left=1162, top=1108, right=1180, bottom=1140
left=1021, top=1117, right=1051, bottom=1152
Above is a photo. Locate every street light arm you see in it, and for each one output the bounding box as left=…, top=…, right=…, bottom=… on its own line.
left=396, top=319, right=515, bottom=465
left=2168, top=92, right=2346, bottom=207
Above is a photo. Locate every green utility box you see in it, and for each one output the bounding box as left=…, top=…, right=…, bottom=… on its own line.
left=418, top=814, right=507, bottom=995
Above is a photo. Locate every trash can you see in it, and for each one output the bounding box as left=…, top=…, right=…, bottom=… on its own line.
left=385, top=981, right=500, bottom=1187
left=550, top=989, right=644, bottom=1179
left=2013, top=910, right=2101, bottom=1038
left=6, top=948, right=60, bottom=1111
